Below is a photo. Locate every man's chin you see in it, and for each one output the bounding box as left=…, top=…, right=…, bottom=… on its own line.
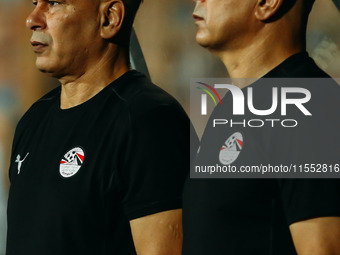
left=196, top=34, right=225, bottom=53
left=36, top=60, right=56, bottom=76
left=37, top=66, right=53, bottom=75
left=196, top=32, right=212, bottom=49
left=196, top=37, right=210, bottom=49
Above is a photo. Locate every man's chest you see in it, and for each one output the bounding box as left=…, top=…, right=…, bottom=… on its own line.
left=8, top=111, right=127, bottom=212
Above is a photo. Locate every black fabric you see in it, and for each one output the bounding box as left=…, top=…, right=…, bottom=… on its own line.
left=183, top=52, right=340, bottom=255
left=6, top=70, right=191, bottom=255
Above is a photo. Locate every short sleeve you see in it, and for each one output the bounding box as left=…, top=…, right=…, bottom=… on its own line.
left=278, top=179, right=340, bottom=225
left=120, top=105, right=190, bottom=220
left=276, top=80, right=340, bottom=225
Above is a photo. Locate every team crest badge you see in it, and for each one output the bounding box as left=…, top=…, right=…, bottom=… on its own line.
left=59, top=147, right=85, bottom=178
left=219, top=132, right=243, bottom=165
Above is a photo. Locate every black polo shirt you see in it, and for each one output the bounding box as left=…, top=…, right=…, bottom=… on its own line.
left=183, top=52, right=340, bottom=255
left=7, top=70, right=191, bottom=255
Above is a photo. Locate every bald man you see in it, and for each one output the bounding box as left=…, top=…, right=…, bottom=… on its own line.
left=183, top=0, right=340, bottom=254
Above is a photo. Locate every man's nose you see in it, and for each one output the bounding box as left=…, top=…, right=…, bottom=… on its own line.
left=26, top=5, right=46, bottom=31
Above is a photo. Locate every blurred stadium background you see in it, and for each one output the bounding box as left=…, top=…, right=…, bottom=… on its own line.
left=0, top=0, right=339, bottom=253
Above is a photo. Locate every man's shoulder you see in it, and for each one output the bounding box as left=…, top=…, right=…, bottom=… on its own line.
left=266, top=51, right=330, bottom=78
left=112, top=70, right=187, bottom=117
left=28, top=86, right=59, bottom=111
left=16, top=87, right=59, bottom=130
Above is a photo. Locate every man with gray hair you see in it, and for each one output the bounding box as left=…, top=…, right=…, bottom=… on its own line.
left=6, top=0, right=191, bottom=254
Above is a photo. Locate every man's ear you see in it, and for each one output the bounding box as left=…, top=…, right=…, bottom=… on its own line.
left=100, top=0, right=125, bottom=39
left=254, top=0, right=284, bottom=21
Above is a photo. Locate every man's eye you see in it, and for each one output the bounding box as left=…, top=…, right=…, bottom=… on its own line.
left=32, top=1, right=37, bottom=5
left=48, top=1, right=60, bottom=6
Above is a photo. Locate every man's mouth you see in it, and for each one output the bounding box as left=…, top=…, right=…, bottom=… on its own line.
left=31, top=41, right=48, bottom=53
left=193, top=13, right=204, bottom=22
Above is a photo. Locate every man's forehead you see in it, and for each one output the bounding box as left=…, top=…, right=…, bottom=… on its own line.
left=65, top=0, right=102, bottom=7
left=31, top=0, right=97, bottom=3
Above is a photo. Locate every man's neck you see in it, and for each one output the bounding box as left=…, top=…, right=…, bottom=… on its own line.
left=215, top=26, right=304, bottom=80
left=58, top=48, right=129, bottom=110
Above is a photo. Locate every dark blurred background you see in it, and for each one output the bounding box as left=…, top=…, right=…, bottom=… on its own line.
left=0, top=0, right=339, bottom=253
